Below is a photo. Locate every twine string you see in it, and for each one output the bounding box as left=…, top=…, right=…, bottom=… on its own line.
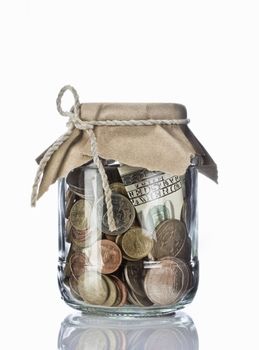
left=31, top=85, right=190, bottom=232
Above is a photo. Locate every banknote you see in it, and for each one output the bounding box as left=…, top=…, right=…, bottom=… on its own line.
left=118, top=165, right=185, bottom=234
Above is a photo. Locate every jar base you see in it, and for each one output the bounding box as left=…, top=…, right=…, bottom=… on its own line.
left=61, top=290, right=193, bottom=318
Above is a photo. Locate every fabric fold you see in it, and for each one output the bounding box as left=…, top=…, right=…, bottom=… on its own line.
left=37, top=102, right=217, bottom=200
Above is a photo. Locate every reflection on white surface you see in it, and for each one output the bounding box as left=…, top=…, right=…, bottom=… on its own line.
left=58, top=312, right=198, bottom=350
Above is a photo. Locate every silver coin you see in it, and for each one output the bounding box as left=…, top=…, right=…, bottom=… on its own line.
left=100, top=193, right=136, bottom=235
left=144, top=258, right=190, bottom=305
left=124, top=261, right=146, bottom=297
left=152, top=219, right=188, bottom=259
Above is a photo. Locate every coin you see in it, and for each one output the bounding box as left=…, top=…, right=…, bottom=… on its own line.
left=71, top=226, right=101, bottom=249
left=69, top=199, right=91, bottom=231
left=111, top=275, right=128, bottom=307
left=122, top=227, right=153, bottom=259
left=78, top=271, right=109, bottom=305
left=69, top=276, right=82, bottom=299
left=68, top=186, right=86, bottom=198
left=124, top=261, right=146, bottom=297
left=71, top=227, right=88, bottom=248
left=111, top=279, right=122, bottom=306
left=65, top=220, right=73, bottom=243
left=127, top=289, right=138, bottom=305
left=105, top=234, right=116, bottom=242
left=144, top=258, right=190, bottom=305
left=64, top=245, right=74, bottom=278
left=89, top=240, right=122, bottom=274
left=101, top=193, right=136, bottom=235
left=69, top=252, right=88, bottom=279
left=130, top=290, right=153, bottom=306
left=151, top=219, right=188, bottom=259
left=116, top=234, right=139, bottom=261
left=102, top=275, right=118, bottom=306
left=65, top=190, right=76, bottom=219
left=110, top=182, right=128, bottom=197
left=177, top=236, right=191, bottom=262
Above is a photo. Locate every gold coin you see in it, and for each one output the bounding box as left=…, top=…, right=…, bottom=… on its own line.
left=110, top=182, right=128, bottom=197
left=115, top=234, right=123, bottom=246
left=69, top=199, right=91, bottom=231
left=116, top=234, right=139, bottom=261
left=102, top=275, right=118, bottom=306
left=122, top=227, right=153, bottom=259
left=78, top=271, right=109, bottom=305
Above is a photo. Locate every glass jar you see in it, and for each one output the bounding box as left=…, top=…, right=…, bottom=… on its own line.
left=58, top=160, right=199, bottom=317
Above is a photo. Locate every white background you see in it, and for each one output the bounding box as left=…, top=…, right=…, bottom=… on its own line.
left=0, top=1, right=259, bottom=349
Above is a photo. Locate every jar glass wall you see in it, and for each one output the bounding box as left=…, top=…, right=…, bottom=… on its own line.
left=58, top=161, right=199, bottom=317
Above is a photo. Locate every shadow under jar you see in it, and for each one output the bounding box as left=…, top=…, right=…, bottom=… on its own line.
left=58, top=160, right=199, bottom=317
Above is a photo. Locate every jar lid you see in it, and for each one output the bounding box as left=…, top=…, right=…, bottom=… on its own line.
left=80, top=103, right=187, bottom=122
left=36, top=101, right=217, bottom=200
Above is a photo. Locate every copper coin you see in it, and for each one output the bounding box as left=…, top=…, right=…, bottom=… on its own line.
left=110, top=275, right=128, bottom=307
left=89, top=240, right=122, bottom=274
left=124, top=261, right=146, bottom=297
left=65, top=220, right=73, bottom=243
left=100, top=193, right=136, bottom=235
left=69, top=252, right=88, bottom=279
left=71, top=226, right=101, bottom=249
left=111, top=278, right=122, bottom=306
left=64, top=245, right=74, bottom=278
left=144, top=258, right=190, bottom=305
left=152, top=219, right=188, bottom=259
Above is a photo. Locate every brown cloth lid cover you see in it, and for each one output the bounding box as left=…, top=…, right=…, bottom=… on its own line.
left=37, top=102, right=217, bottom=199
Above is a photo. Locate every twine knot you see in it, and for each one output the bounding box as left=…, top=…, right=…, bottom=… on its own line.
left=31, top=85, right=190, bottom=233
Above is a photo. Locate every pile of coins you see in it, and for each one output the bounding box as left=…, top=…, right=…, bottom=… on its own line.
left=63, top=171, right=193, bottom=307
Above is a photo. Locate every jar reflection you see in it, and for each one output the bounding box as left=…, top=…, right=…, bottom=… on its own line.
left=58, top=312, right=198, bottom=350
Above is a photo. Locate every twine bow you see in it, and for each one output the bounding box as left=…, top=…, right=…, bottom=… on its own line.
left=31, top=85, right=190, bottom=232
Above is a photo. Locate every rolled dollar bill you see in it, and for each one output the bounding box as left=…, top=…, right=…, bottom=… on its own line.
left=118, top=165, right=184, bottom=234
